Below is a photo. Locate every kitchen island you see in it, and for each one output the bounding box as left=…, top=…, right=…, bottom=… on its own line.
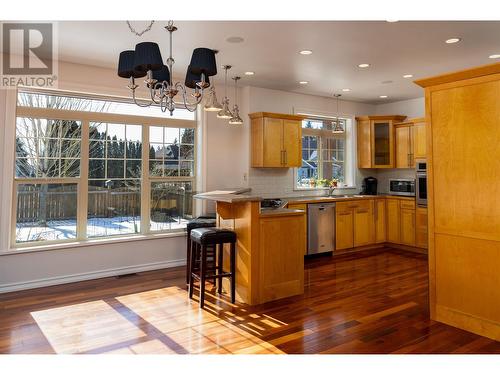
left=194, top=192, right=306, bottom=305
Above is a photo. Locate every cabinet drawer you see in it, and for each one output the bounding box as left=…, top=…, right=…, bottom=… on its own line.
left=400, top=200, right=416, bottom=210
left=353, top=200, right=371, bottom=212
left=336, top=201, right=352, bottom=213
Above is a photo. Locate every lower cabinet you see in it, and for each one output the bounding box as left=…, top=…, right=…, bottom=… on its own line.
left=415, top=206, right=428, bottom=249
left=336, top=204, right=354, bottom=250
left=374, top=199, right=386, bottom=243
left=336, top=200, right=375, bottom=250
left=386, top=198, right=401, bottom=243
left=287, top=203, right=308, bottom=254
left=386, top=198, right=416, bottom=246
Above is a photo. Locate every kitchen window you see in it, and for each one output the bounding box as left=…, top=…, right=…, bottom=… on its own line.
left=295, top=115, right=355, bottom=189
left=12, top=89, right=196, bottom=246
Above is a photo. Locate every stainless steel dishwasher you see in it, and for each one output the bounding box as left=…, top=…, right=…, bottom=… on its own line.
left=307, top=202, right=336, bottom=255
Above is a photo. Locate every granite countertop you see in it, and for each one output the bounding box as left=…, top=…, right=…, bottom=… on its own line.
left=193, top=193, right=262, bottom=203
left=285, top=194, right=415, bottom=204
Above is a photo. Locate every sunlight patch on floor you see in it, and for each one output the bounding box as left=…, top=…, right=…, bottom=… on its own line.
left=31, top=300, right=146, bottom=354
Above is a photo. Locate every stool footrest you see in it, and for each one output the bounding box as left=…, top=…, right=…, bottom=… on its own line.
left=191, top=272, right=233, bottom=280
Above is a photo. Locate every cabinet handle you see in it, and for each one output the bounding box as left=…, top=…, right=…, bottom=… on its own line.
left=357, top=209, right=369, bottom=214
left=338, top=212, right=351, bottom=216
left=284, top=150, right=287, bottom=165
left=280, top=150, right=284, bottom=165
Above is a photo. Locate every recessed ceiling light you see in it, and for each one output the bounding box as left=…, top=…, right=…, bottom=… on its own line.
left=342, top=88, right=351, bottom=92
left=379, top=95, right=388, bottom=98
left=244, top=71, right=255, bottom=76
left=445, top=38, right=461, bottom=44
left=299, top=50, right=313, bottom=55
left=299, top=81, right=308, bottom=85
left=403, top=74, right=413, bottom=78
left=226, top=36, right=244, bottom=43
left=489, top=54, right=500, bottom=59
left=358, top=63, right=370, bottom=68
left=386, top=19, right=399, bottom=23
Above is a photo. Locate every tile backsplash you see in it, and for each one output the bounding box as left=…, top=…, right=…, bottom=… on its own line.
left=248, top=167, right=415, bottom=198
left=248, top=167, right=373, bottom=198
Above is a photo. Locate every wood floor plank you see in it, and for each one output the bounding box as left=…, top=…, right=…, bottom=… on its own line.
left=0, top=248, right=499, bottom=354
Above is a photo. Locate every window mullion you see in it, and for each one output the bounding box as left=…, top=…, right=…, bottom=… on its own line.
left=141, top=124, right=150, bottom=235
left=77, top=120, right=90, bottom=240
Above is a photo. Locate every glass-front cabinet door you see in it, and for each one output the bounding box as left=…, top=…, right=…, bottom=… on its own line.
left=372, top=120, right=394, bottom=167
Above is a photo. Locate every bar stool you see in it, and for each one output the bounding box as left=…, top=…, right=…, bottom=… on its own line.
left=188, top=227, right=237, bottom=308
left=186, top=217, right=216, bottom=284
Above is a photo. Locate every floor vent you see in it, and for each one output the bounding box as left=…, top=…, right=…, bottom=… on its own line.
left=116, top=273, right=139, bottom=278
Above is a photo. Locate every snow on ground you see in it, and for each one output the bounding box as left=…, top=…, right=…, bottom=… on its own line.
left=16, top=216, right=189, bottom=243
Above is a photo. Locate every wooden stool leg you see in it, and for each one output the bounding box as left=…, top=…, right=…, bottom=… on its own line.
left=200, top=244, right=207, bottom=308
left=188, top=241, right=196, bottom=299
left=186, top=232, right=191, bottom=284
left=217, top=242, right=223, bottom=294
left=230, top=242, right=236, bottom=304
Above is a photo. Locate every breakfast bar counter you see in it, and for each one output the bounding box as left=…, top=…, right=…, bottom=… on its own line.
left=194, top=192, right=306, bottom=305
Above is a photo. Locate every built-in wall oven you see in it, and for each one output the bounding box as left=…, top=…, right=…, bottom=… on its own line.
left=416, top=159, right=427, bottom=207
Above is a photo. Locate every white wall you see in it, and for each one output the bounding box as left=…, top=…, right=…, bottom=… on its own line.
left=375, top=97, right=425, bottom=119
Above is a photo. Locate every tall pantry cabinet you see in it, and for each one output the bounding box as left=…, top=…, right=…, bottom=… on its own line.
left=415, top=63, right=500, bottom=341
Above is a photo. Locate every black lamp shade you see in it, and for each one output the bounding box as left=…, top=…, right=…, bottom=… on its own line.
left=185, top=65, right=210, bottom=89
left=134, top=42, right=163, bottom=72
left=117, top=50, right=146, bottom=78
left=189, top=48, right=217, bottom=76
left=153, top=65, right=171, bottom=85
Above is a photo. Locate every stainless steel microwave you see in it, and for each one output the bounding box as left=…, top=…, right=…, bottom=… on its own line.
left=389, top=179, right=416, bottom=197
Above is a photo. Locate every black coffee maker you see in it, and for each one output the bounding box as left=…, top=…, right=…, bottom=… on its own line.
left=361, top=176, right=378, bottom=195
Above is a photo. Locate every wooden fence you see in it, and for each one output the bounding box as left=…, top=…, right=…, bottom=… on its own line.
left=16, top=188, right=194, bottom=223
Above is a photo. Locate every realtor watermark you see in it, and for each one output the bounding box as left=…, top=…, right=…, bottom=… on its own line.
left=1, top=22, right=58, bottom=88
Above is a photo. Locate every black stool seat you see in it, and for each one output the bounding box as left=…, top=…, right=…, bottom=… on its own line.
left=188, top=227, right=237, bottom=308
left=185, top=217, right=217, bottom=284
left=190, top=227, right=237, bottom=245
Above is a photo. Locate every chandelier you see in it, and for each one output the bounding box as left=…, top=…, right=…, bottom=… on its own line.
left=332, top=94, right=345, bottom=134
left=117, top=21, right=218, bottom=116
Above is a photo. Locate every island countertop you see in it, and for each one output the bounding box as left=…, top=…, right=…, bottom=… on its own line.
left=194, top=192, right=262, bottom=203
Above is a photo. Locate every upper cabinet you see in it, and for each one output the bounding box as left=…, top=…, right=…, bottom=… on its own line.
left=249, top=112, right=304, bottom=168
left=356, top=116, right=406, bottom=168
left=394, top=117, right=426, bottom=168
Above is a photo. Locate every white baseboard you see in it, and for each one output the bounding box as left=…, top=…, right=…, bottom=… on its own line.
left=0, top=258, right=186, bottom=294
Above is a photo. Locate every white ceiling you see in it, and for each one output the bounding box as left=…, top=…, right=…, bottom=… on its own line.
left=58, top=21, right=500, bottom=104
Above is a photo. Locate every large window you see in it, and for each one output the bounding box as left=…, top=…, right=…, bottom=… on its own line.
left=296, top=116, right=354, bottom=189
left=13, top=90, right=196, bottom=245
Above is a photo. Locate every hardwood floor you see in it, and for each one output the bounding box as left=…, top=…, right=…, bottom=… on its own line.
left=1, top=247, right=499, bottom=354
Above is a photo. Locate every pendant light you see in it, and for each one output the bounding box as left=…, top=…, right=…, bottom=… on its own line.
left=204, top=87, right=222, bottom=111
left=217, top=65, right=233, bottom=119
left=229, top=76, right=243, bottom=125
left=332, top=94, right=345, bottom=134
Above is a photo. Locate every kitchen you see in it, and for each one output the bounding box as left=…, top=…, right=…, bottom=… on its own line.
left=195, top=112, right=428, bottom=305
left=0, top=14, right=499, bottom=365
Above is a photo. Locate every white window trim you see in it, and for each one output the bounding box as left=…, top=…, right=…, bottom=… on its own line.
left=293, top=107, right=357, bottom=191
left=4, top=88, right=198, bottom=252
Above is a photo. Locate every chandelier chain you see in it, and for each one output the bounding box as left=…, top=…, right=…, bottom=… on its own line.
left=126, top=21, right=155, bottom=37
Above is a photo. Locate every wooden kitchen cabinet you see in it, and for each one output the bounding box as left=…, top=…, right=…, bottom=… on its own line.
left=335, top=202, right=354, bottom=250
left=415, top=206, right=428, bottom=249
left=374, top=199, right=386, bottom=243
left=353, top=200, right=375, bottom=247
left=395, top=118, right=426, bottom=168
left=336, top=200, right=374, bottom=250
left=412, top=118, right=426, bottom=159
left=288, top=203, right=308, bottom=254
left=395, top=123, right=414, bottom=168
left=356, top=115, right=406, bottom=168
left=386, top=198, right=401, bottom=243
left=400, top=207, right=416, bottom=246
left=249, top=112, right=304, bottom=168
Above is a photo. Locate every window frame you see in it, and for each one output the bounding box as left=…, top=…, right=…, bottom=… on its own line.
left=294, top=113, right=356, bottom=191
left=11, top=89, right=197, bottom=248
